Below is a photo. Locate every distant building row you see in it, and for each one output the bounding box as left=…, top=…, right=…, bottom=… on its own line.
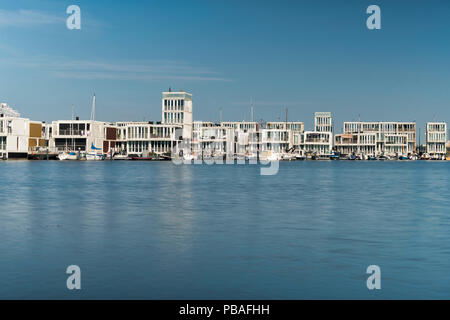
left=1, top=91, right=448, bottom=160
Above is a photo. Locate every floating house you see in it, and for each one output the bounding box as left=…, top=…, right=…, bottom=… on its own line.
left=300, top=113, right=333, bottom=156
left=335, top=121, right=416, bottom=157
left=0, top=103, right=47, bottom=159
left=2, top=92, right=449, bottom=161
left=426, top=122, right=447, bottom=160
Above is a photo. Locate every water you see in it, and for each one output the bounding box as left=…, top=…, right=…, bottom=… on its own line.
left=0, top=160, right=449, bottom=299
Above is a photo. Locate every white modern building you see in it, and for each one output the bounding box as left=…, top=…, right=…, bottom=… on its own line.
left=335, top=121, right=416, bottom=157
left=193, top=124, right=234, bottom=158
left=0, top=116, right=30, bottom=159
left=314, top=112, right=333, bottom=133
left=299, top=113, right=333, bottom=156
left=1, top=103, right=48, bottom=159
left=426, top=122, right=447, bottom=160
left=162, top=90, right=193, bottom=142
left=115, top=121, right=182, bottom=156
left=301, top=131, right=333, bottom=156
left=0, top=103, right=21, bottom=118
left=49, top=120, right=116, bottom=153
left=262, top=121, right=305, bottom=153
left=221, top=121, right=260, bottom=155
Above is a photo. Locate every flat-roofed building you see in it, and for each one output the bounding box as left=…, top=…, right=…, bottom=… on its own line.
left=50, top=120, right=111, bottom=153
left=262, top=121, right=305, bottom=152
left=335, top=132, right=377, bottom=156
left=162, top=90, right=193, bottom=142
left=115, top=121, right=182, bottom=156
left=0, top=116, right=30, bottom=159
left=426, top=122, right=447, bottom=160
left=301, top=131, right=333, bottom=156
left=314, top=112, right=333, bottom=133
left=261, top=121, right=305, bottom=153
left=0, top=103, right=50, bottom=159
left=338, top=121, right=416, bottom=157
left=221, top=121, right=260, bottom=156
left=194, top=124, right=234, bottom=158
left=298, top=113, right=333, bottom=156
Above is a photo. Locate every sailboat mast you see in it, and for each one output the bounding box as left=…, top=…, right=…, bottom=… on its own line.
left=72, top=104, right=75, bottom=150
left=90, top=94, right=96, bottom=122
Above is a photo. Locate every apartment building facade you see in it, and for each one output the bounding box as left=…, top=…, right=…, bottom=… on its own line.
left=335, top=121, right=416, bottom=157
left=426, top=122, right=447, bottom=160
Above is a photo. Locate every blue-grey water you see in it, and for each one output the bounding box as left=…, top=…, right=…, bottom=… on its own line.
left=0, top=161, right=449, bottom=299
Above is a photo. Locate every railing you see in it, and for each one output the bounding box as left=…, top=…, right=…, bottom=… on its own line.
left=56, top=129, right=86, bottom=136
left=28, top=146, right=59, bottom=153
left=304, top=138, right=330, bottom=143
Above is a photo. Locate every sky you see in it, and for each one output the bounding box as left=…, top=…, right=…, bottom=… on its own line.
left=0, top=0, right=449, bottom=136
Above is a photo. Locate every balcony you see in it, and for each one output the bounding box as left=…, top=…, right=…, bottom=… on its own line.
left=57, top=129, right=86, bottom=136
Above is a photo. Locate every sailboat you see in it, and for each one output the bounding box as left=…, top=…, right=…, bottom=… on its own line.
left=58, top=151, right=78, bottom=161
left=86, top=142, right=105, bottom=161
left=85, top=94, right=105, bottom=161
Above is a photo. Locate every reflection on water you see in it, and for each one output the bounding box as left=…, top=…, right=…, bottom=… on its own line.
left=0, top=161, right=449, bottom=299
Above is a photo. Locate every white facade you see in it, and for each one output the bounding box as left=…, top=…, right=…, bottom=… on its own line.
left=261, top=122, right=305, bottom=153
left=426, top=122, right=447, bottom=159
left=50, top=120, right=109, bottom=152
left=0, top=117, right=30, bottom=158
left=337, top=121, right=416, bottom=156
left=0, top=103, right=49, bottom=159
left=221, top=121, right=260, bottom=155
left=162, top=90, right=193, bottom=142
left=0, top=103, right=20, bottom=118
left=335, top=132, right=376, bottom=156
left=115, top=121, right=182, bottom=156
left=193, top=124, right=234, bottom=157
left=314, top=112, right=333, bottom=133
left=298, top=113, right=333, bottom=156
left=301, top=131, right=333, bottom=156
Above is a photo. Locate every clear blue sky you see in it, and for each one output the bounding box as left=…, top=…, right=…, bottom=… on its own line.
left=1, top=0, right=449, bottom=136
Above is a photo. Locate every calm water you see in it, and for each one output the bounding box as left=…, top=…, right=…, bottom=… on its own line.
left=0, top=160, right=449, bottom=299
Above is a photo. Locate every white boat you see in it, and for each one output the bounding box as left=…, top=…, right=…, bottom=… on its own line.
left=86, top=153, right=105, bottom=161
left=377, top=155, right=391, bottom=161
left=261, top=151, right=281, bottom=161
left=183, top=153, right=195, bottom=161
left=58, top=151, right=78, bottom=161
left=295, top=150, right=306, bottom=160
left=113, top=154, right=129, bottom=160
left=281, top=153, right=296, bottom=161
left=86, top=142, right=105, bottom=161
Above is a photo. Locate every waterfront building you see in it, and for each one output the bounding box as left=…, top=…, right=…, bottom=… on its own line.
left=0, top=103, right=21, bottom=118
left=192, top=121, right=215, bottom=156
left=0, top=103, right=48, bottom=159
left=314, top=112, right=333, bottom=133
left=334, top=132, right=376, bottom=156
left=50, top=120, right=114, bottom=153
left=447, top=141, right=450, bottom=160
left=299, top=113, right=333, bottom=156
left=221, top=121, right=260, bottom=155
left=260, top=122, right=305, bottom=153
left=301, top=131, right=333, bottom=156
left=0, top=116, right=30, bottom=159
left=194, top=123, right=234, bottom=157
left=115, top=121, right=182, bottom=156
left=426, top=122, right=447, bottom=160
left=336, top=121, right=416, bottom=157
left=161, top=89, right=193, bottom=142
